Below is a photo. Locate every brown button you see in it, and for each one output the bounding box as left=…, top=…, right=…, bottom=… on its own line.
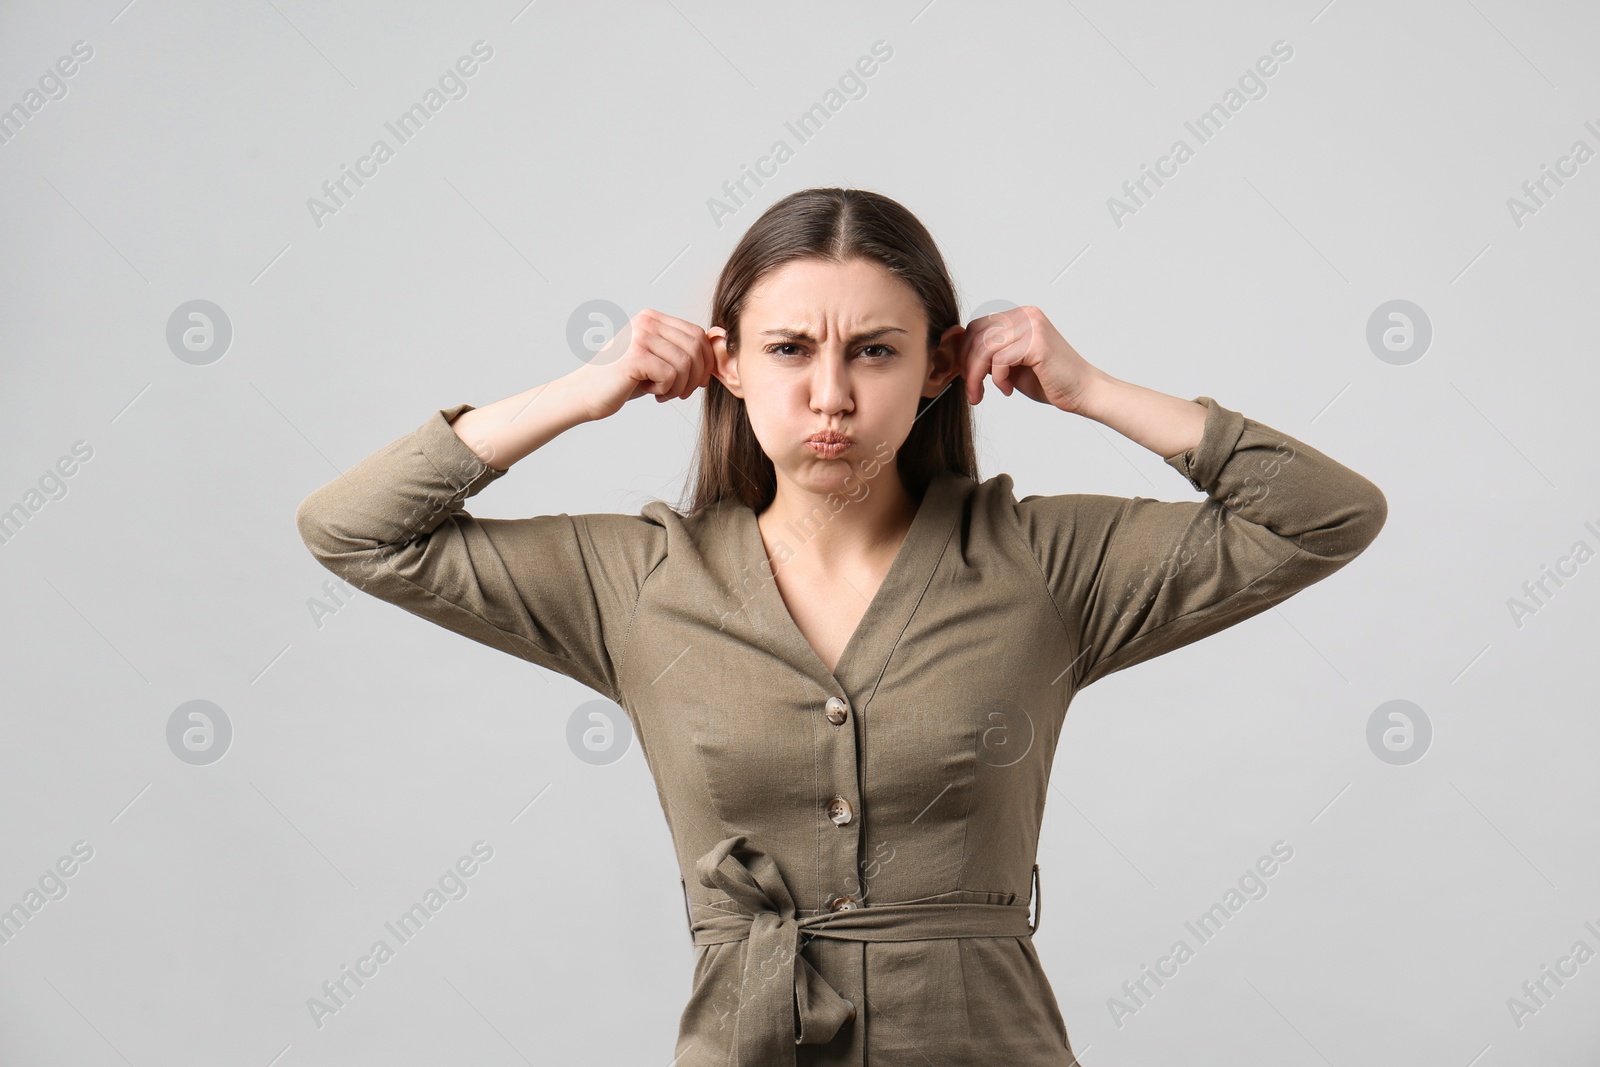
left=829, top=894, right=859, bottom=911
left=824, top=697, right=848, bottom=726
left=826, top=795, right=854, bottom=825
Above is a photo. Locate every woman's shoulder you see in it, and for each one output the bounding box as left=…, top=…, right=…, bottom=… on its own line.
left=634, top=494, right=743, bottom=533
left=939, top=468, right=1022, bottom=512
left=583, top=493, right=744, bottom=560
left=946, top=469, right=1126, bottom=539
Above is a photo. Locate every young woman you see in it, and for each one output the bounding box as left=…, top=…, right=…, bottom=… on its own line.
left=296, top=188, right=1387, bottom=1065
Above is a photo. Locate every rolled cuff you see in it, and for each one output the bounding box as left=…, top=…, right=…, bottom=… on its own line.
left=417, top=403, right=510, bottom=496
left=1162, top=395, right=1246, bottom=494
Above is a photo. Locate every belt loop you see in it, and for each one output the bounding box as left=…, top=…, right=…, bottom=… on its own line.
left=681, top=876, right=694, bottom=944
left=1028, top=863, right=1041, bottom=934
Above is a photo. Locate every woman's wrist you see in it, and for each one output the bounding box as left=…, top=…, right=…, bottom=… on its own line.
left=1062, top=366, right=1118, bottom=421
left=1069, top=373, right=1208, bottom=459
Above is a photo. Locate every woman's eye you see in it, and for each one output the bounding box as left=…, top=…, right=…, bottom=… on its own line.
left=765, top=344, right=896, bottom=359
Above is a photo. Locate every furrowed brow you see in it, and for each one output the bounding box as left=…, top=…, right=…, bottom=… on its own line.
left=760, top=327, right=908, bottom=343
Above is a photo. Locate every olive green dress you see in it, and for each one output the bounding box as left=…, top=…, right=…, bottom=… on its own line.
left=295, top=395, right=1386, bottom=1065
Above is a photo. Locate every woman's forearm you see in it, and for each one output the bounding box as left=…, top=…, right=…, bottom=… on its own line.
left=1071, top=370, right=1208, bottom=460
left=449, top=371, right=597, bottom=472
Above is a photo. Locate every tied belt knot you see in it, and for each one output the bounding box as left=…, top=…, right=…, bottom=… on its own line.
left=686, top=835, right=1041, bottom=1065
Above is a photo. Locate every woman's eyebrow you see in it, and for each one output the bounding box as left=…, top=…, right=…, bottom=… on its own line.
left=760, top=326, right=909, bottom=343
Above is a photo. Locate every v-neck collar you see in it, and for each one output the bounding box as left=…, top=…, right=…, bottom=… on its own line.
left=729, top=470, right=965, bottom=699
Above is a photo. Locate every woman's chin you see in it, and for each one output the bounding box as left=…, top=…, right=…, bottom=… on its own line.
left=772, top=453, right=838, bottom=483
left=782, top=455, right=887, bottom=496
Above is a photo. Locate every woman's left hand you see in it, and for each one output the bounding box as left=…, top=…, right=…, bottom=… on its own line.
left=958, top=306, right=1103, bottom=414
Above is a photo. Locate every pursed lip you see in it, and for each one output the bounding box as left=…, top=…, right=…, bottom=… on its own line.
left=805, top=431, right=853, bottom=445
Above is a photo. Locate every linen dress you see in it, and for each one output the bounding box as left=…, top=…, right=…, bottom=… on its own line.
left=294, top=395, right=1387, bottom=1066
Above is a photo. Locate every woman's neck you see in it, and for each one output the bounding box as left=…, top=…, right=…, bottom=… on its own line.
left=756, top=467, right=919, bottom=576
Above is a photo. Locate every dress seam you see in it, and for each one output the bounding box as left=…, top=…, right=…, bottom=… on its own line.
left=600, top=515, right=669, bottom=709
left=1000, top=483, right=1083, bottom=696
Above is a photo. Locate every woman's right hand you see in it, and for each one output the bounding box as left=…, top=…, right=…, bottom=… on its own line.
left=571, top=309, right=716, bottom=422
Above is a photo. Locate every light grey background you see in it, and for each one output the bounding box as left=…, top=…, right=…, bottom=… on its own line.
left=2, top=0, right=1597, bottom=1064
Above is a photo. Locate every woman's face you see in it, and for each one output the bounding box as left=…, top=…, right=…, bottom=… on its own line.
left=711, top=257, right=963, bottom=502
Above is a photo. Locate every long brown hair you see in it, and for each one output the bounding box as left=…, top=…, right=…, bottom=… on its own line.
left=681, top=188, right=977, bottom=518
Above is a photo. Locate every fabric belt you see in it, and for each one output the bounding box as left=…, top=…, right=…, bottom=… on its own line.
left=682, top=834, right=1042, bottom=1066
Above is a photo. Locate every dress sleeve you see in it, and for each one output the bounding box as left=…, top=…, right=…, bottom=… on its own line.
left=1013, top=396, right=1388, bottom=691
left=294, top=403, right=668, bottom=702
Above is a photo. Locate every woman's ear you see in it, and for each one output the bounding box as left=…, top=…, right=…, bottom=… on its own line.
left=709, top=326, right=744, bottom=398
left=926, top=324, right=966, bottom=397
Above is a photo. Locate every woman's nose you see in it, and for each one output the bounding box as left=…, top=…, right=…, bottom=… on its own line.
left=811, top=353, right=850, bottom=410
